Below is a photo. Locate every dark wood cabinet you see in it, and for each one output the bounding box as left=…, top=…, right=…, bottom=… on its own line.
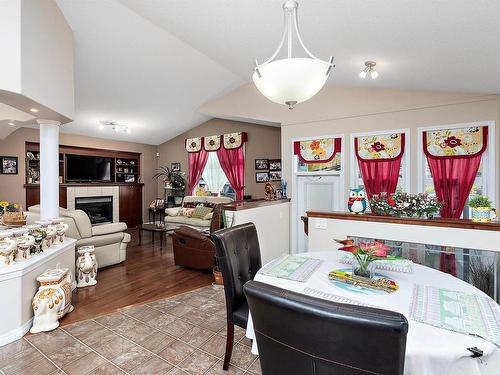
left=25, top=185, right=68, bottom=209
left=119, top=185, right=143, bottom=228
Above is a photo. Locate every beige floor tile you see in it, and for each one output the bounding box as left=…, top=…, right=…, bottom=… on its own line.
left=25, top=330, right=76, bottom=355
left=0, top=345, right=44, bottom=374
left=111, top=343, right=152, bottom=372
left=147, top=313, right=177, bottom=332
left=91, top=362, right=126, bottom=374
left=248, top=357, right=262, bottom=375
left=112, top=318, right=158, bottom=343
left=63, top=320, right=103, bottom=341
left=0, top=339, right=32, bottom=363
left=165, top=367, right=189, bottom=374
left=120, top=304, right=164, bottom=323
left=157, top=339, right=195, bottom=365
left=135, top=331, right=176, bottom=354
left=78, top=327, right=119, bottom=347
left=182, top=326, right=215, bottom=347
left=94, top=312, right=128, bottom=328
left=229, top=343, right=256, bottom=370
left=177, top=350, right=218, bottom=375
left=167, top=303, right=196, bottom=318
left=2, top=352, right=56, bottom=375
left=158, top=318, right=194, bottom=338
left=62, top=351, right=107, bottom=375
left=94, top=335, right=135, bottom=360
left=129, top=355, right=174, bottom=375
left=201, top=335, right=227, bottom=358
left=205, top=360, right=244, bottom=375
left=47, top=339, right=92, bottom=367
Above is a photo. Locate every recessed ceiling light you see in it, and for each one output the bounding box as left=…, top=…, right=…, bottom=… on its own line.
left=30, top=108, right=38, bottom=113
left=8, top=121, right=15, bottom=126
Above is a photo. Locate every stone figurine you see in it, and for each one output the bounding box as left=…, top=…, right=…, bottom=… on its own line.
left=76, top=246, right=98, bottom=288
left=30, top=268, right=74, bottom=333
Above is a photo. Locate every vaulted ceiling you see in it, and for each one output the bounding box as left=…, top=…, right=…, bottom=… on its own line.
left=55, top=0, right=500, bottom=145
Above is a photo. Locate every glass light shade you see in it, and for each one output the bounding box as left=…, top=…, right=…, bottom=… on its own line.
left=370, top=70, right=379, bottom=79
left=359, top=70, right=367, bottom=79
left=252, top=58, right=329, bottom=106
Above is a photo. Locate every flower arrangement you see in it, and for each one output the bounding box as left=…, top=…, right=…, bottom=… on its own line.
left=369, top=192, right=441, bottom=218
left=468, top=195, right=497, bottom=222
left=0, top=202, right=25, bottom=226
left=335, top=239, right=394, bottom=278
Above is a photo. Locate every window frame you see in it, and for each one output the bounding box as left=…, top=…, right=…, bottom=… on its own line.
left=349, top=128, right=411, bottom=193
left=417, top=120, right=496, bottom=212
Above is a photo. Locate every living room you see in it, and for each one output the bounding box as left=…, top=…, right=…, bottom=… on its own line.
left=1, top=1, right=500, bottom=375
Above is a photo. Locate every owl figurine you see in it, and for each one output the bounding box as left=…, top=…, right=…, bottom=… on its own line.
left=348, top=188, right=367, bottom=214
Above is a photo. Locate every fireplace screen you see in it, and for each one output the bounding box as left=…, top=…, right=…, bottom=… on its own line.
left=75, top=196, right=113, bottom=225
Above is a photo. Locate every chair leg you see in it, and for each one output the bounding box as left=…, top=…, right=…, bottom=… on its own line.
left=223, top=321, right=235, bottom=371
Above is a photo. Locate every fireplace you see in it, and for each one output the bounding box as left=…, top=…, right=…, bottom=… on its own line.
left=75, top=196, right=113, bottom=225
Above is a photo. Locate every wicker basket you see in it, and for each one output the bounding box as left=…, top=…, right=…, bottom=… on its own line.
left=1, top=211, right=26, bottom=227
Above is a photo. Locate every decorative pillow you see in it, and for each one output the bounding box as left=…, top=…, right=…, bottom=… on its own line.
left=202, top=212, right=214, bottom=221
left=202, top=202, right=216, bottom=209
left=191, top=206, right=213, bottom=219
left=178, top=208, right=195, bottom=217
left=165, top=207, right=181, bottom=217
left=183, top=202, right=197, bottom=208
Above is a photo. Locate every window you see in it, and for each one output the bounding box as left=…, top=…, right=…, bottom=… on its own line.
left=197, top=152, right=234, bottom=198
left=418, top=121, right=495, bottom=218
left=350, top=129, right=410, bottom=193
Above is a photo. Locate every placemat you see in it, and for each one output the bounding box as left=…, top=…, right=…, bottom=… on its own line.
left=409, top=285, right=500, bottom=347
left=259, top=255, right=323, bottom=282
left=303, top=287, right=375, bottom=308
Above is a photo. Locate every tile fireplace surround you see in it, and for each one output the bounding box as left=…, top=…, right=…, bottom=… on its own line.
left=67, top=186, right=119, bottom=223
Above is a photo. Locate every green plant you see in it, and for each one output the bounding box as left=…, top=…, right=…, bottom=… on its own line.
left=468, top=195, right=492, bottom=208
left=152, top=166, right=186, bottom=190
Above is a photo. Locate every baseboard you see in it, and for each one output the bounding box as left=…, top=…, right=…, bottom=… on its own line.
left=0, top=318, right=32, bottom=347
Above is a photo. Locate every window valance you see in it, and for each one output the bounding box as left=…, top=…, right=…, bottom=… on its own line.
left=423, top=126, right=488, bottom=159
left=293, top=138, right=341, bottom=164
left=355, top=133, right=405, bottom=162
left=185, top=132, right=247, bottom=153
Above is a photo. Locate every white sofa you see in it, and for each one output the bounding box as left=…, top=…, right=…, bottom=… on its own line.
left=164, top=196, right=233, bottom=230
left=27, top=205, right=131, bottom=268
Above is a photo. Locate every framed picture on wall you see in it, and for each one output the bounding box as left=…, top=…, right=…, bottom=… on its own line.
left=269, top=171, right=282, bottom=181
left=1, top=156, right=18, bottom=174
left=269, top=159, right=281, bottom=171
left=171, top=162, right=181, bottom=171
left=255, top=172, right=269, bottom=183
left=124, top=174, right=135, bottom=183
left=255, top=159, right=269, bottom=170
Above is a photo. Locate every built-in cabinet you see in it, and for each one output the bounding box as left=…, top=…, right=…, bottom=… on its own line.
left=24, top=142, right=143, bottom=227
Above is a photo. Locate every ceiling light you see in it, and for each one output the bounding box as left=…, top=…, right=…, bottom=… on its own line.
left=252, top=1, right=334, bottom=109
left=30, top=108, right=38, bottom=113
left=100, top=121, right=130, bottom=134
left=8, top=121, right=15, bottom=126
left=98, top=124, right=104, bottom=130
left=360, top=61, right=378, bottom=80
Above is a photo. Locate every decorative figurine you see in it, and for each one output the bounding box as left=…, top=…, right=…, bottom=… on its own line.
left=35, top=221, right=52, bottom=250
left=30, top=268, right=74, bottom=333
left=51, top=218, right=69, bottom=244
left=265, top=182, right=277, bottom=201
left=0, top=231, right=16, bottom=267
left=348, top=188, right=367, bottom=214
left=12, top=228, right=35, bottom=262
left=76, top=246, right=98, bottom=288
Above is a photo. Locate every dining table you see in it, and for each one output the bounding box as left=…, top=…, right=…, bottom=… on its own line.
left=245, top=251, right=500, bottom=375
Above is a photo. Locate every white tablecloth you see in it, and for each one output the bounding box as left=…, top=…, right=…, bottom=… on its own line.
left=245, top=251, right=500, bottom=375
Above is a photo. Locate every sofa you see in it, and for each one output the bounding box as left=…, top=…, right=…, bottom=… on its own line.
left=164, top=196, right=233, bottom=232
left=26, top=205, right=131, bottom=268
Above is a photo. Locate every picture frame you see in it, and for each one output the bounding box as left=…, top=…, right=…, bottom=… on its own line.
left=255, top=171, right=269, bottom=183
left=1, top=156, right=18, bottom=174
left=269, top=171, right=282, bottom=181
left=255, top=158, right=269, bottom=170
left=269, top=159, right=282, bottom=171
left=124, top=174, right=135, bottom=183
left=171, top=162, right=181, bottom=171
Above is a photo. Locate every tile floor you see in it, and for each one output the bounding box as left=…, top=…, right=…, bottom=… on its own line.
left=0, top=285, right=261, bottom=375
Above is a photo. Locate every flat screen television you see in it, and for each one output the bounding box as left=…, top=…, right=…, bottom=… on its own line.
left=65, top=154, right=112, bottom=182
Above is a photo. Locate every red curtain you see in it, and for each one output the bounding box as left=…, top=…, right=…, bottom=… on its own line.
left=354, top=135, right=405, bottom=199
left=217, top=147, right=245, bottom=200
left=187, top=149, right=209, bottom=195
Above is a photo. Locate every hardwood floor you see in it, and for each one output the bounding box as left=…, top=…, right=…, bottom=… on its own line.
left=61, top=228, right=214, bottom=325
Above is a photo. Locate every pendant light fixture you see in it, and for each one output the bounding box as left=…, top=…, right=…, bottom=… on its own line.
left=360, top=61, right=379, bottom=79
left=252, top=1, right=334, bottom=109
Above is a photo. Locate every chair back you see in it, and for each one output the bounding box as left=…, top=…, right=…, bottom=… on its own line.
left=212, top=223, right=262, bottom=320
left=244, top=281, right=408, bottom=375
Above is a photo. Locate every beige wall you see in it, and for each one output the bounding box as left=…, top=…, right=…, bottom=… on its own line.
left=0, top=127, right=158, bottom=221
left=157, top=118, right=281, bottom=199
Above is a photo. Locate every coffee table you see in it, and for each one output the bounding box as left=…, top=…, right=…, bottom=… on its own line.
left=138, top=223, right=178, bottom=250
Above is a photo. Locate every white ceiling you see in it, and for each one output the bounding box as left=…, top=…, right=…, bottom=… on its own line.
left=55, top=0, right=500, bottom=145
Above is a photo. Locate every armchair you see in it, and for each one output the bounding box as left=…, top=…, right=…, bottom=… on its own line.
left=26, top=205, right=131, bottom=268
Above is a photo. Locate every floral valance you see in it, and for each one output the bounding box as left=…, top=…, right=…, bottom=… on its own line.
left=185, top=132, right=247, bottom=153
left=423, top=126, right=488, bottom=159
left=355, top=133, right=405, bottom=161
left=293, top=138, right=341, bottom=164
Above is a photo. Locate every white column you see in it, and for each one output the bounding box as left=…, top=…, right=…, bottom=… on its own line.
left=37, top=120, right=61, bottom=220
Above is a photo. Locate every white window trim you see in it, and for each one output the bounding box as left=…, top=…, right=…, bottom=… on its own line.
left=349, top=128, right=411, bottom=193
left=417, top=120, right=496, bottom=207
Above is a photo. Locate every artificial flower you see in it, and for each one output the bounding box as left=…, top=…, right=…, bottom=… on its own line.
left=371, top=142, right=385, bottom=152
left=309, top=140, right=320, bottom=150
left=444, top=136, right=462, bottom=148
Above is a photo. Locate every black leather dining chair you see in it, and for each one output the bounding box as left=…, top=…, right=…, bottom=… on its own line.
left=244, top=280, right=409, bottom=375
left=211, top=223, right=262, bottom=371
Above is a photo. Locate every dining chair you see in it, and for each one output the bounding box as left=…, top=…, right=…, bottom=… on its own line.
left=211, top=223, right=262, bottom=371
left=244, top=280, right=409, bottom=375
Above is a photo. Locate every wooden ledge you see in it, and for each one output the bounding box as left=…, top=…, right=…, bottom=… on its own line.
left=223, top=198, right=291, bottom=211
left=306, top=211, right=500, bottom=231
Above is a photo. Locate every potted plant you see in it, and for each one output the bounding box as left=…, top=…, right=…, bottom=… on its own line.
left=153, top=166, right=186, bottom=204
left=335, top=239, right=394, bottom=278
left=469, top=195, right=497, bottom=222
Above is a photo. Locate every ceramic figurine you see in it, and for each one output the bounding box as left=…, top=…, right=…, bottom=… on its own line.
left=11, top=228, right=35, bottom=262
left=51, top=218, right=69, bottom=244
left=348, top=188, right=367, bottom=214
left=35, top=221, right=53, bottom=250
left=0, top=231, right=16, bottom=267
left=30, top=268, right=74, bottom=333
left=76, top=246, right=98, bottom=288
left=265, top=182, right=277, bottom=201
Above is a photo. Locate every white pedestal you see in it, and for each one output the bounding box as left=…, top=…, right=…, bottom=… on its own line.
left=0, top=239, right=76, bottom=346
